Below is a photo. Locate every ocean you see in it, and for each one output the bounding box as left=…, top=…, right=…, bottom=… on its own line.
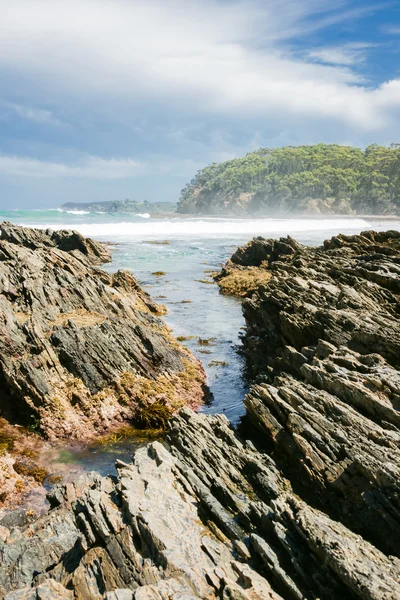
left=2, top=209, right=399, bottom=491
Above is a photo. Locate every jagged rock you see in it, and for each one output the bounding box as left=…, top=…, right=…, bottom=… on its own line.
left=4, top=579, right=73, bottom=599
left=214, top=231, right=400, bottom=554
left=1, top=410, right=399, bottom=599
left=0, top=223, right=205, bottom=513
left=0, top=429, right=284, bottom=600
left=1, top=229, right=400, bottom=599
left=0, top=222, right=204, bottom=439
left=0, top=221, right=111, bottom=264
left=216, top=230, right=400, bottom=374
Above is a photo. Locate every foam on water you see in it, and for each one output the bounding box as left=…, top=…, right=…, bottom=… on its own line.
left=60, top=209, right=91, bottom=215
left=17, top=217, right=372, bottom=239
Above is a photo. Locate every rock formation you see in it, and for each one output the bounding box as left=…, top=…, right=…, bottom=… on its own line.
left=0, top=223, right=205, bottom=511
left=1, top=229, right=400, bottom=599
left=1, top=408, right=399, bottom=599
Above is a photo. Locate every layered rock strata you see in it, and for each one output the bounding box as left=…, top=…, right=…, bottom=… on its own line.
left=0, top=223, right=204, bottom=510
left=1, top=409, right=399, bottom=600
left=1, top=229, right=399, bottom=599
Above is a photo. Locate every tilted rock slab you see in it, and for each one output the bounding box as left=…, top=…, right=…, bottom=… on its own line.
left=0, top=222, right=204, bottom=440
left=1, top=229, right=400, bottom=599
left=216, top=231, right=400, bottom=552
left=1, top=410, right=399, bottom=599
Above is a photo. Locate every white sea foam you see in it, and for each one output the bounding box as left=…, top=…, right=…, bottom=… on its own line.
left=18, top=217, right=377, bottom=239
left=60, top=209, right=91, bottom=215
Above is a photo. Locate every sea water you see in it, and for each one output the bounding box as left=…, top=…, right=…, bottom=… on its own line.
left=2, top=209, right=399, bottom=484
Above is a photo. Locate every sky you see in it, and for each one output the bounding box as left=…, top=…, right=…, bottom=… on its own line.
left=0, top=0, right=400, bottom=209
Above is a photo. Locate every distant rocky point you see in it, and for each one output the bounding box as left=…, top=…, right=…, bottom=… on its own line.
left=61, top=200, right=177, bottom=214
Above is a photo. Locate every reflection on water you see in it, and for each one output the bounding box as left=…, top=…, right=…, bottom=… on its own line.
left=24, top=436, right=147, bottom=515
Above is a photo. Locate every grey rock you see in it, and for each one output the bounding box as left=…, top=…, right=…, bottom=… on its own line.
left=4, top=580, right=73, bottom=599
left=0, top=222, right=204, bottom=441
left=1, top=229, right=400, bottom=600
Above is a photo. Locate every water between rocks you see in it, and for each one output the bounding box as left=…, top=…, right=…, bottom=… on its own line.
left=3, top=212, right=399, bottom=511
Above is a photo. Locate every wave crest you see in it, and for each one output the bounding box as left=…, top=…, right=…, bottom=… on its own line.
left=17, top=217, right=374, bottom=239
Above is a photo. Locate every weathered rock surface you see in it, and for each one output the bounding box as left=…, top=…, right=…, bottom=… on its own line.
left=1, top=410, right=399, bottom=600
left=217, top=231, right=400, bottom=370
left=0, top=222, right=204, bottom=438
left=0, top=223, right=204, bottom=511
left=216, top=231, right=400, bottom=552
left=1, top=229, right=400, bottom=599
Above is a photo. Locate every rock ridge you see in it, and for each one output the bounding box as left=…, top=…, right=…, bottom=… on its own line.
left=1, top=228, right=400, bottom=599
left=1, top=409, right=399, bottom=599
left=0, top=222, right=205, bottom=512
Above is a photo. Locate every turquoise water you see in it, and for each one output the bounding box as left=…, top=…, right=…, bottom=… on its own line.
left=2, top=208, right=399, bottom=486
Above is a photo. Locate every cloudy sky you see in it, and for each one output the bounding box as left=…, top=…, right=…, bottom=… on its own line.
left=0, top=0, right=400, bottom=208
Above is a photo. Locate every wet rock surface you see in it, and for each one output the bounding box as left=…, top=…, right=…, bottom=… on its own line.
left=1, top=229, right=400, bottom=599
left=0, top=223, right=205, bottom=512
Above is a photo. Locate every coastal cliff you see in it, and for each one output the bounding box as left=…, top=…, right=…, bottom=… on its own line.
left=177, top=144, right=400, bottom=216
left=0, top=223, right=205, bottom=511
left=1, top=229, right=399, bottom=600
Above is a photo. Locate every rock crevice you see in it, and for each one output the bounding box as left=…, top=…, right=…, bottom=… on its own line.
left=1, top=229, right=400, bottom=599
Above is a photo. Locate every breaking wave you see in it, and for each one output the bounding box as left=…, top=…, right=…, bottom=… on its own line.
left=13, top=217, right=373, bottom=239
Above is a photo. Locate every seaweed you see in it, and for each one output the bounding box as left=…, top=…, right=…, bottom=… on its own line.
left=13, top=461, right=48, bottom=484
left=135, top=402, right=174, bottom=430
left=145, top=240, right=170, bottom=245
left=198, top=337, right=217, bottom=346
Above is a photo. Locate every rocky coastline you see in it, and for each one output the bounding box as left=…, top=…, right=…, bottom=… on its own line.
left=1, top=227, right=400, bottom=599
left=0, top=222, right=205, bottom=514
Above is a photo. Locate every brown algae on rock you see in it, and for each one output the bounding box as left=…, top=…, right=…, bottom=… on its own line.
left=197, top=337, right=217, bottom=346
left=195, top=278, right=216, bottom=284
left=215, top=266, right=272, bottom=296
left=144, top=240, right=170, bottom=245
left=13, top=462, right=48, bottom=484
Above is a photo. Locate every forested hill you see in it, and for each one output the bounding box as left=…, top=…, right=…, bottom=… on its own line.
left=177, top=144, right=400, bottom=215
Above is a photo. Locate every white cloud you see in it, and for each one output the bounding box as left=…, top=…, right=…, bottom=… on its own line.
left=2, top=103, right=65, bottom=126
left=308, top=43, right=374, bottom=66
left=0, top=0, right=397, bottom=135
left=0, top=155, right=143, bottom=179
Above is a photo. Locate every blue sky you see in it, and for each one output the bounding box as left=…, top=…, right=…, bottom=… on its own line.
left=0, top=0, right=400, bottom=208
